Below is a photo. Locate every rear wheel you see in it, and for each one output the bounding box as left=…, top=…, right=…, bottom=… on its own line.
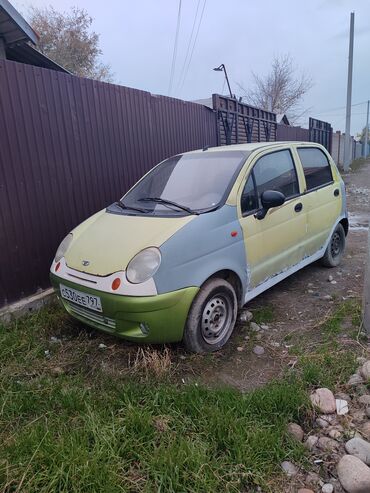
left=321, top=223, right=346, bottom=268
left=183, top=278, right=237, bottom=353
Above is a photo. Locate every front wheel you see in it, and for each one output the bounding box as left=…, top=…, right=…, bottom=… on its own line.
left=183, top=278, right=237, bottom=353
left=321, top=223, right=346, bottom=268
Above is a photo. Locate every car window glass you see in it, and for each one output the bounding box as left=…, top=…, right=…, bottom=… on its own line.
left=241, top=175, right=258, bottom=214
left=297, top=148, right=333, bottom=191
left=253, top=150, right=299, bottom=199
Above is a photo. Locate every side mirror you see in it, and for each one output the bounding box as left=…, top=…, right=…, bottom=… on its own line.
left=255, top=190, right=285, bottom=220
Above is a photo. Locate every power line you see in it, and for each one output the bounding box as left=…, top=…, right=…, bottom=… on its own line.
left=314, top=100, right=368, bottom=116
left=178, top=0, right=207, bottom=94
left=168, top=0, right=182, bottom=96
left=175, top=0, right=202, bottom=93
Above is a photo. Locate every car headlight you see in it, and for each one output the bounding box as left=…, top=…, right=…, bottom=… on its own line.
left=126, top=247, right=161, bottom=284
left=55, top=233, right=73, bottom=262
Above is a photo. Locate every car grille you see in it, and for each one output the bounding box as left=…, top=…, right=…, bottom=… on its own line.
left=66, top=302, right=116, bottom=329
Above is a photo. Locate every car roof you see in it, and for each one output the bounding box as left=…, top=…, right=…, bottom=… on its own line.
left=186, top=141, right=324, bottom=155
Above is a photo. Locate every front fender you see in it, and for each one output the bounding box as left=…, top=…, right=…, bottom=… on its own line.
left=153, top=206, right=248, bottom=298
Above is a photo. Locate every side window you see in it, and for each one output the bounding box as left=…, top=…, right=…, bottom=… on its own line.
left=253, top=150, right=299, bottom=199
left=297, top=147, right=333, bottom=191
left=241, top=174, right=258, bottom=214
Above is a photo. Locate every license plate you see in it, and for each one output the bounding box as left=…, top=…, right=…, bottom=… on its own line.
left=60, top=284, right=102, bottom=312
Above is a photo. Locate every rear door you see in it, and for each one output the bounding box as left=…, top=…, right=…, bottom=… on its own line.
left=238, top=148, right=307, bottom=289
left=295, top=146, right=342, bottom=256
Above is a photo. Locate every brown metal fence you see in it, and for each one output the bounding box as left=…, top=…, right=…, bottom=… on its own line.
left=0, top=60, right=217, bottom=307
left=276, top=124, right=309, bottom=142
left=212, top=94, right=277, bottom=145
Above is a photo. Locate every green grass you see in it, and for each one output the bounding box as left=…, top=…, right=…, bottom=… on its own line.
left=0, top=300, right=363, bottom=492
left=252, top=305, right=275, bottom=324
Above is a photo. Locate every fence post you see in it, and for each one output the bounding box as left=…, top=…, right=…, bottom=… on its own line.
left=363, top=228, right=370, bottom=338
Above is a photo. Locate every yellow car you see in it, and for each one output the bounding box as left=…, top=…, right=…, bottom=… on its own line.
left=50, top=142, right=348, bottom=352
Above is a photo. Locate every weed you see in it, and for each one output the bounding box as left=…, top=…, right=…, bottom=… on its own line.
left=252, top=305, right=275, bottom=324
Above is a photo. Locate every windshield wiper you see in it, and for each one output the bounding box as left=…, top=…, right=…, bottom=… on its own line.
left=138, top=197, right=199, bottom=215
left=115, top=200, right=149, bottom=213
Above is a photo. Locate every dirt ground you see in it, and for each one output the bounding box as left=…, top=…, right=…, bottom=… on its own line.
left=58, top=160, right=370, bottom=390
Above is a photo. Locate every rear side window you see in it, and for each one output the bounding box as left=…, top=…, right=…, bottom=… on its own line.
left=297, top=148, right=333, bottom=191
left=253, top=149, right=299, bottom=199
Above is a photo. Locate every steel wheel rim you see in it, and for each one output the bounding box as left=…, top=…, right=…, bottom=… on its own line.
left=201, top=294, right=233, bottom=345
left=331, top=231, right=342, bottom=257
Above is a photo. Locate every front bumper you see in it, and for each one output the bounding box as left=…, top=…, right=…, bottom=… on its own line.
left=50, top=273, right=198, bottom=343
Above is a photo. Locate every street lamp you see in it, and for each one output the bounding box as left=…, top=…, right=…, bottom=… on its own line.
left=213, top=64, right=234, bottom=98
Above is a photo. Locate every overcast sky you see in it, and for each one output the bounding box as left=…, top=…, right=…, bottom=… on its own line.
left=15, top=0, right=370, bottom=134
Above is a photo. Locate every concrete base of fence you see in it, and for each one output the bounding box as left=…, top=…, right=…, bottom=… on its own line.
left=0, top=288, right=56, bottom=324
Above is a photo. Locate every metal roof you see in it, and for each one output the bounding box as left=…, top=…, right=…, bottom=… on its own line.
left=6, top=42, right=70, bottom=72
left=0, top=0, right=38, bottom=46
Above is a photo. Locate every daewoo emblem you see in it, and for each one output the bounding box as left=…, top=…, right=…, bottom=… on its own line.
left=82, top=260, right=90, bottom=266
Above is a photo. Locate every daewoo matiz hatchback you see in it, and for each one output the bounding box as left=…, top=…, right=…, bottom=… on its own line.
left=50, top=142, right=348, bottom=352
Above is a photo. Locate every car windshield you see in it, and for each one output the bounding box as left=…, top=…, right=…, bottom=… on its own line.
left=118, top=150, right=248, bottom=215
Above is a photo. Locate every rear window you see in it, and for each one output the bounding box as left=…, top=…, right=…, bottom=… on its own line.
left=297, top=147, right=333, bottom=191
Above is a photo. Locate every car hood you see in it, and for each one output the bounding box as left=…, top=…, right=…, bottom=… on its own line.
left=64, top=210, right=195, bottom=276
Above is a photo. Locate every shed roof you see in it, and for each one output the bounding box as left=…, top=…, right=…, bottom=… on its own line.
left=0, top=0, right=37, bottom=46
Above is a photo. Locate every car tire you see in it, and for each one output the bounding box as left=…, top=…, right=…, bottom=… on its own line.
left=321, top=223, right=346, bottom=268
left=183, top=278, right=238, bottom=353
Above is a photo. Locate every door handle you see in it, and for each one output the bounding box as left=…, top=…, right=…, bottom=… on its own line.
left=294, top=202, right=303, bottom=212
left=334, top=189, right=340, bottom=197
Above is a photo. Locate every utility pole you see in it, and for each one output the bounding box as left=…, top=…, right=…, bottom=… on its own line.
left=343, top=12, right=355, bottom=171
left=364, top=100, right=369, bottom=158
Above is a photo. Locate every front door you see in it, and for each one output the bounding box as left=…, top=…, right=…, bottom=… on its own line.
left=239, top=148, right=307, bottom=290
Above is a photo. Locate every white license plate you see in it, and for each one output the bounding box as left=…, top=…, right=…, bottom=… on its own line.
left=60, top=284, right=102, bottom=312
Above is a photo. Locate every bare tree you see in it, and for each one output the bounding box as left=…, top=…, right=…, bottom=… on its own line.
left=238, top=55, right=313, bottom=124
left=29, top=6, right=114, bottom=82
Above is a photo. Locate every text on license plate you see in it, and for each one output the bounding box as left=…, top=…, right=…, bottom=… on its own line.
left=60, top=284, right=102, bottom=312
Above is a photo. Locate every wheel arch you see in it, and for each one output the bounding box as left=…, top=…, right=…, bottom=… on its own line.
left=339, top=217, right=349, bottom=236
left=203, top=269, right=244, bottom=308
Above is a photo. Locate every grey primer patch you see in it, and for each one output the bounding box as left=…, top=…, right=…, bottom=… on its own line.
left=154, top=205, right=248, bottom=300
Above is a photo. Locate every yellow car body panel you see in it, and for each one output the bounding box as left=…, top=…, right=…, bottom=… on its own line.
left=65, top=210, right=194, bottom=276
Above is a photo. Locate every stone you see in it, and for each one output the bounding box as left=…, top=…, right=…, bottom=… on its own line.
left=347, top=373, right=364, bottom=386
left=345, top=437, right=370, bottom=465
left=281, top=460, right=298, bottom=477
left=360, top=361, right=370, bottom=381
left=305, top=472, right=322, bottom=487
left=317, top=436, right=339, bottom=452
left=323, top=295, right=333, bottom=301
left=322, top=484, right=334, bottom=493
left=316, top=417, right=330, bottom=428
left=336, top=392, right=351, bottom=401
left=328, top=428, right=342, bottom=440
left=250, top=322, right=260, bottom=332
left=337, top=454, right=370, bottom=493
left=328, top=275, right=334, bottom=282
left=256, top=334, right=262, bottom=341
left=310, top=388, right=336, bottom=414
left=253, top=345, right=265, bottom=355
left=305, top=435, right=319, bottom=450
left=331, top=280, right=337, bottom=284
left=239, top=310, right=253, bottom=323
left=98, top=343, right=107, bottom=349
left=50, top=336, right=61, bottom=343
left=357, top=356, right=367, bottom=365
left=236, top=346, right=244, bottom=352
left=287, top=422, right=304, bottom=442
left=260, top=324, right=269, bottom=330
left=366, top=407, right=370, bottom=419
left=298, top=490, right=314, bottom=493
left=359, top=395, right=370, bottom=406
left=336, top=398, right=349, bottom=415
left=360, top=422, right=370, bottom=440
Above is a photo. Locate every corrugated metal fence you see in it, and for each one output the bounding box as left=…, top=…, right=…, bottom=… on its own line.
left=0, top=59, right=217, bottom=306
